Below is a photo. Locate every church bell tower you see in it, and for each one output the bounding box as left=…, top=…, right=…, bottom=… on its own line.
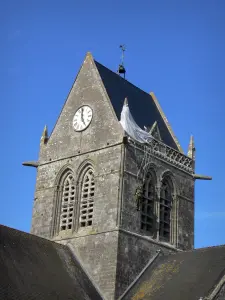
left=23, top=52, right=211, bottom=300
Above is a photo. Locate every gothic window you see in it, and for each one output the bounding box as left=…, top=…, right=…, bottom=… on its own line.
left=79, top=167, right=95, bottom=228
left=59, top=172, right=75, bottom=231
left=159, top=177, right=173, bottom=241
left=141, top=173, right=155, bottom=234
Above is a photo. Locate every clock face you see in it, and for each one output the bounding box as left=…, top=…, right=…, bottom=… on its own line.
left=73, top=105, right=93, bottom=132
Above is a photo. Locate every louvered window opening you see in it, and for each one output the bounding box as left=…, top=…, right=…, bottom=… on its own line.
left=141, top=174, right=155, bottom=233
left=60, top=173, right=75, bottom=231
left=80, top=168, right=94, bottom=227
left=159, top=179, right=172, bottom=241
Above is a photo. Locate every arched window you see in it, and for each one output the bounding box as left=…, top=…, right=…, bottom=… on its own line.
left=59, top=171, right=75, bottom=231
left=159, top=177, right=173, bottom=241
left=79, top=166, right=95, bottom=228
left=141, top=172, right=156, bottom=234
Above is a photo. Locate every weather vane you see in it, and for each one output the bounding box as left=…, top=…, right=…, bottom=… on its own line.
left=118, top=45, right=126, bottom=79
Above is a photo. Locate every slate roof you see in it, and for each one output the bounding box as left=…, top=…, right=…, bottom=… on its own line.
left=122, top=245, right=225, bottom=300
left=0, top=225, right=102, bottom=300
left=94, top=60, right=179, bottom=151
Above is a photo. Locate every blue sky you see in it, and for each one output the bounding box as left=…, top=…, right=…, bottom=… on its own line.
left=1, top=0, right=225, bottom=248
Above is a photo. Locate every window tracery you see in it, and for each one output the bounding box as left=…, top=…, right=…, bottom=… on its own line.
left=79, top=167, right=95, bottom=228
left=159, top=177, right=173, bottom=241
left=141, top=172, right=155, bottom=234
left=59, top=172, right=75, bottom=231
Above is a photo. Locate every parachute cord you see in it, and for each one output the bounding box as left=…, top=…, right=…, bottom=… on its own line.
left=143, top=146, right=149, bottom=184
left=136, top=138, right=154, bottom=183
left=137, top=144, right=149, bottom=183
left=142, top=143, right=153, bottom=184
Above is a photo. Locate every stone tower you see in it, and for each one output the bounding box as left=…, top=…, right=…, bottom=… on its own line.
left=26, top=53, right=196, bottom=300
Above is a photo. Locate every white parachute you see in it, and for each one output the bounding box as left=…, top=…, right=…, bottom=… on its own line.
left=119, top=98, right=152, bottom=144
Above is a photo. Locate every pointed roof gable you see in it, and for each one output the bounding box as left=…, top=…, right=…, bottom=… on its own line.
left=48, top=52, right=119, bottom=141
left=94, top=60, right=183, bottom=152
left=46, top=52, right=182, bottom=152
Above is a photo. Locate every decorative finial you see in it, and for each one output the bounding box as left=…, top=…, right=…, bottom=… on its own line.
left=187, top=135, right=195, bottom=159
left=124, top=97, right=128, bottom=106
left=117, top=45, right=126, bottom=79
left=40, top=125, right=48, bottom=144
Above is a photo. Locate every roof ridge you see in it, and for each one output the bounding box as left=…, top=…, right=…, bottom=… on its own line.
left=118, top=250, right=161, bottom=300
left=0, top=224, right=67, bottom=249
left=94, top=60, right=156, bottom=99
left=192, top=244, right=225, bottom=251
left=150, top=92, right=183, bottom=153
left=170, top=244, right=225, bottom=256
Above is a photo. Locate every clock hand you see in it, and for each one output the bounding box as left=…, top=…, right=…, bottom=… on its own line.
left=81, top=108, right=86, bottom=125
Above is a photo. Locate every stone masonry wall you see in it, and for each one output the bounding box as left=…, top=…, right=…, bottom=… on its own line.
left=115, top=230, right=177, bottom=299
left=59, top=231, right=119, bottom=300
left=32, top=53, right=124, bottom=239
left=120, top=142, right=194, bottom=250
left=30, top=52, right=196, bottom=300
left=39, top=53, right=123, bottom=164
left=31, top=144, right=123, bottom=239
left=31, top=54, right=125, bottom=300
